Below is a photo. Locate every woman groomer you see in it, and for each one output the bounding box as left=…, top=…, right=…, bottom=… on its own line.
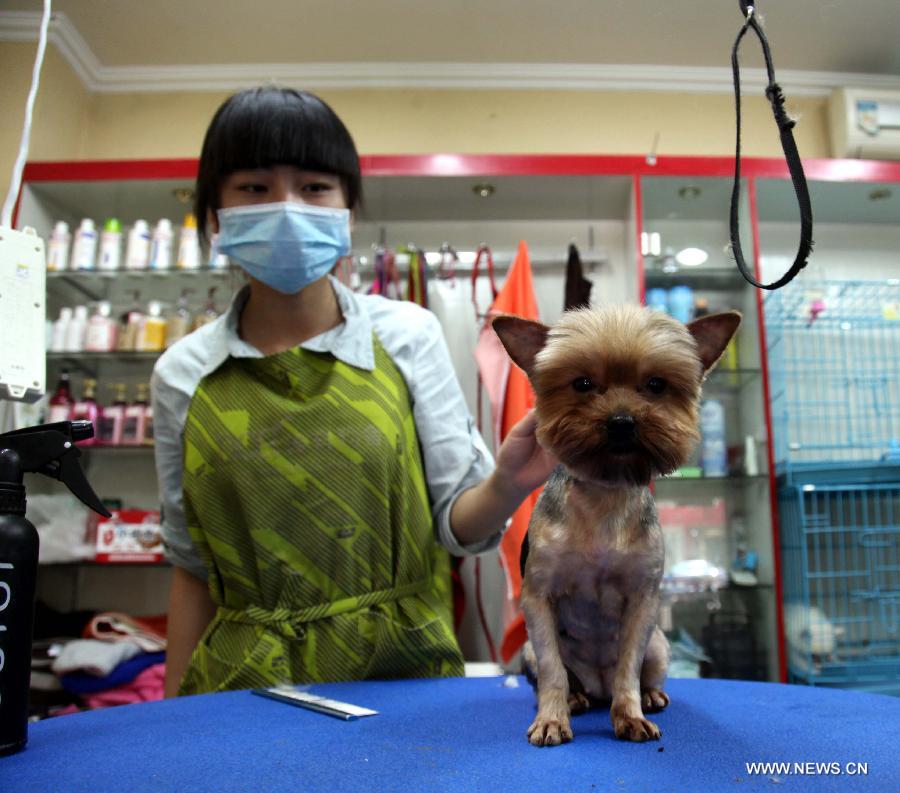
left=153, top=86, right=555, bottom=696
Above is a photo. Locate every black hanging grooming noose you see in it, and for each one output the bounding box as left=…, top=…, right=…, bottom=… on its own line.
left=731, top=0, right=814, bottom=290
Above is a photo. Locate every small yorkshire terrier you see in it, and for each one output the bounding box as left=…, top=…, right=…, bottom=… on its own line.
left=493, top=305, right=740, bottom=746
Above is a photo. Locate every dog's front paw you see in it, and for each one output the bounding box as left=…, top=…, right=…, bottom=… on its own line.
left=527, top=711, right=573, bottom=747
left=612, top=713, right=661, bottom=742
left=641, top=688, right=670, bottom=713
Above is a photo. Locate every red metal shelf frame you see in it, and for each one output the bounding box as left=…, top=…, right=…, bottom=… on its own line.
left=21, top=154, right=900, bottom=183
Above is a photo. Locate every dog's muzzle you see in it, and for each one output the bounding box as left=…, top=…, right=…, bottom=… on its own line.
left=606, top=413, right=637, bottom=455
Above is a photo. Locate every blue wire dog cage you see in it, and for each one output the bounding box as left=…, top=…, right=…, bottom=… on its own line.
left=765, top=279, right=900, bottom=693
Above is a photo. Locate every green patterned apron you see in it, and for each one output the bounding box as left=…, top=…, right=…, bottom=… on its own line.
left=178, top=334, right=464, bottom=694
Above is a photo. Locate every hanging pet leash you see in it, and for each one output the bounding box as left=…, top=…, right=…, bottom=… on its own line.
left=470, top=243, right=499, bottom=319
left=471, top=243, right=500, bottom=433
left=466, top=243, right=502, bottom=664
left=437, top=242, right=458, bottom=281
left=730, top=0, right=814, bottom=290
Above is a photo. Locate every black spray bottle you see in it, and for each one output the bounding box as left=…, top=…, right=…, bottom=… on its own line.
left=0, top=420, right=110, bottom=756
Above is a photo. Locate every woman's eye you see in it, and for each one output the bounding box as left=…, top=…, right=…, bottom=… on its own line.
left=302, top=182, right=334, bottom=193
left=572, top=377, right=594, bottom=393
left=646, top=377, right=667, bottom=394
left=237, top=183, right=267, bottom=194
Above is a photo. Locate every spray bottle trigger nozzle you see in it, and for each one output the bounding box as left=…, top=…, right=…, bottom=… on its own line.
left=0, top=421, right=110, bottom=518
left=70, top=420, right=94, bottom=443
left=57, top=453, right=111, bottom=518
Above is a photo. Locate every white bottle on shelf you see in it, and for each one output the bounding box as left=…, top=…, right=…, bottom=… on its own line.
left=700, top=399, right=728, bottom=477
left=743, top=435, right=760, bottom=477
left=148, top=219, right=173, bottom=271
left=50, top=307, right=73, bottom=352
left=125, top=220, right=152, bottom=270
left=84, top=301, right=119, bottom=352
left=46, top=221, right=71, bottom=272
left=176, top=213, right=200, bottom=270
left=70, top=219, right=98, bottom=271
left=64, top=305, right=89, bottom=352
left=98, top=218, right=123, bottom=271
left=207, top=233, right=229, bottom=270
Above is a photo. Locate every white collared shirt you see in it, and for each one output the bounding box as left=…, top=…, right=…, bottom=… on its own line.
left=151, top=276, right=498, bottom=579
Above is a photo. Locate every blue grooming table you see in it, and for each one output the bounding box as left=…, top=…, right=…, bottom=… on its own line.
left=4, top=677, right=897, bottom=792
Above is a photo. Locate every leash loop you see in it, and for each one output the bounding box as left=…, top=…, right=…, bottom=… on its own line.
left=731, top=1, right=814, bottom=290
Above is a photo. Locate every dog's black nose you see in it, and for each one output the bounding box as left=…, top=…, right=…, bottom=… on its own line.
left=607, top=414, right=636, bottom=444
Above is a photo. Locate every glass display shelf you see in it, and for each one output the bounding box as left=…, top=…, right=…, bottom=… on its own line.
left=644, top=267, right=748, bottom=291
left=661, top=581, right=774, bottom=597
left=703, top=367, right=760, bottom=390
left=77, top=444, right=154, bottom=452
left=47, top=351, right=161, bottom=363
left=654, top=473, right=768, bottom=488
left=38, top=559, right=169, bottom=568
left=47, top=267, right=230, bottom=280
left=46, top=267, right=235, bottom=303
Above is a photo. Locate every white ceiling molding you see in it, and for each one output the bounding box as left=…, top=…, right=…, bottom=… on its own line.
left=3, top=10, right=899, bottom=96
left=0, top=11, right=100, bottom=89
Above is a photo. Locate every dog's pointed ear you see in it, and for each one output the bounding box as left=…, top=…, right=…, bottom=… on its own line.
left=687, top=311, right=742, bottom=372
left=492, top=315, right=550, bottom=377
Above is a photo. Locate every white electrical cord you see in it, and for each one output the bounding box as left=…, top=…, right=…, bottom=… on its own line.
left=1, top=0, right=52, bottom=228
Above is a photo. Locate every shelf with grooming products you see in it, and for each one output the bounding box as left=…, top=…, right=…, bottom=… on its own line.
left=45, top=287, right=224, bottom=376
left=45, top=373, right=154, bottom=448
left=639, top=174, right=778, bottom=683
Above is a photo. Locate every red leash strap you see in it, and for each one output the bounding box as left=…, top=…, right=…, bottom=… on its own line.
left=470, top=243, right=498, bottom=320
left=438, top=242, right=458, bottom=281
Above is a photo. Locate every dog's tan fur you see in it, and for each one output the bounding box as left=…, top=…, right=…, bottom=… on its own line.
left=494, top=305, right=740, bottom=746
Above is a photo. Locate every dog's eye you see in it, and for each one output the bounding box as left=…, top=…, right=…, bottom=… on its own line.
left=646, top=377, right=667, bottom=394
left=572, top=377, right=594, bottom=393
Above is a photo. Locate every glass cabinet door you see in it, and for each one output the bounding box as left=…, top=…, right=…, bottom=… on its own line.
left=757, top=176, right=900, bottom=695
left=640, top=175, right=780, bottom=682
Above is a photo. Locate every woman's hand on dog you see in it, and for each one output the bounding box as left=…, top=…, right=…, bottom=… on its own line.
left=494, top=410, right=558, bottom=500
left=448, top=410, right=557, bottom=546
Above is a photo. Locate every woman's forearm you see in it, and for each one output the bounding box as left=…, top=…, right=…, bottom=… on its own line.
left=449, top=471, right=529, bottom=547
left=164, top=566, right=216, bottom=697
left=449, top=411, right=558, bottom=548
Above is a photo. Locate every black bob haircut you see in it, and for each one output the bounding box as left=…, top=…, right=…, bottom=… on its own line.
left=195, top=86, right=362, bottom=240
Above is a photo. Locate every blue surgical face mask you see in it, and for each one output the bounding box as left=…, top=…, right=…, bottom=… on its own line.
left=216, top=201, right=351, bottom=294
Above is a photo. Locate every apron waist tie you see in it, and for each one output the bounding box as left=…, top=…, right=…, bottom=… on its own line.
left=215, top=577, right=431, bottom=640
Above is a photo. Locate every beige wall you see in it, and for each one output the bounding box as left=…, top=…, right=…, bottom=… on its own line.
left=0, top=42, right=91, bottom=199
left=2, top=40, right=831, bottom=178
left=84, top=89, right=830, bottom=161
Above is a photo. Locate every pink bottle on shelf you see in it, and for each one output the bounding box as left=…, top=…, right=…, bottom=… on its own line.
left=84, top=301, right=119, bottom=352
left=70, top=378, right=101, bottom=446
left=47, top=371, right=74, bottom=423
left=97, top=383, right=128, bottom=446
left=122, top=384, right=150, bottom=446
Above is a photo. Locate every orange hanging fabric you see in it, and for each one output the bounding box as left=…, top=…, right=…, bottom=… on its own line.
left=474, top=240, right=542, bottom=662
